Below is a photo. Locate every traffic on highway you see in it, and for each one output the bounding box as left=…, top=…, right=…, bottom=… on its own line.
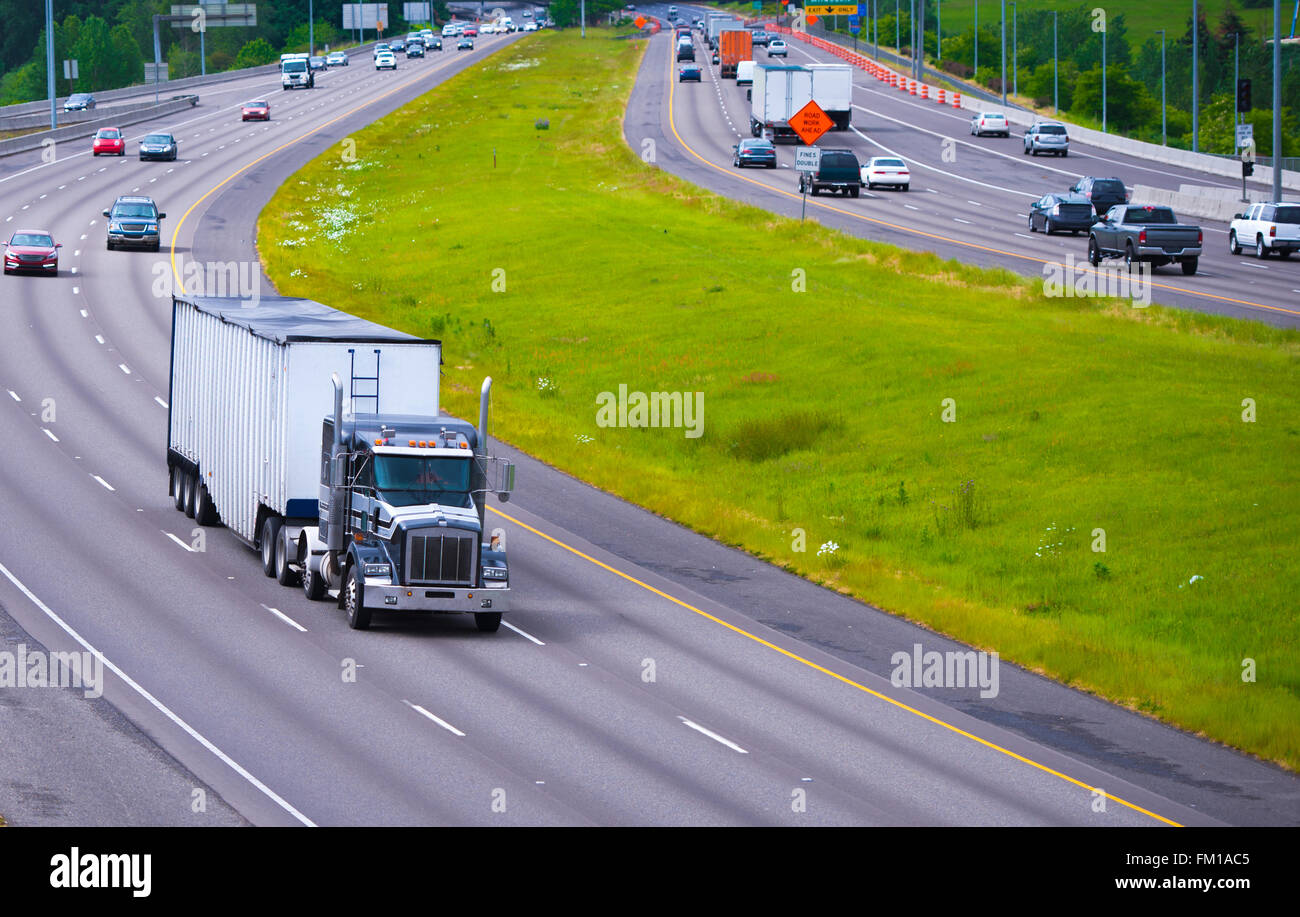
left=0, top=1, right=1295, bottom=872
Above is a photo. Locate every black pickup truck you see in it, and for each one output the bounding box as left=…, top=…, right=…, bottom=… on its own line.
left=1087, top=204, right=1203, bottom=275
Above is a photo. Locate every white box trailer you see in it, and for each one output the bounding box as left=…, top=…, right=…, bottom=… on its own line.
left=167, top=294, right=442, bottom=547
left=750, top=64, right=813, bottom=141
left=707, top=15, right=743, bottom=47
left=805, top=63, right=853, bottom=130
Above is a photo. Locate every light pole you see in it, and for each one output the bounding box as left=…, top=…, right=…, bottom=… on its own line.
left=1192, top=0, right=1199, bottom=152
left=1233, top=31, right=1239, bottom=127
left=896, top=0, right=900, bottom=53
left=1011, top=2, right=1016, bottom=97
left=910, top=0, right=915, bottom=77
left=918, top=0, right=924, bottom=81
left=1102, top=18, right=1107, bottom=132
left=45, top=0, right=55, bottom=129
left=937, top=0, right=941, bottom=62
left=874, top=0, right=879, bottom=59
left=581, top=0, right=586, bottom=38
left=1274, top=0, right=1283, bottom=201
left=310, top=0, right=315, bottom=56
left=1053, top=11, right=1058, bottom=114
left=1157, top=29, right=1166, bottom=145
left=974, top=1, right=978, bottom=76
left=1000, top=0, right=1006, bottom=107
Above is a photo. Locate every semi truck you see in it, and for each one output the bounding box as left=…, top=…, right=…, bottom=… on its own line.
left=805, top=63, right=853, bottom=130
left=166, top=294, right=516, bottom=632
left=750, top=64, right=814, bottom=141
left=719, top=29, right=753, bottom=79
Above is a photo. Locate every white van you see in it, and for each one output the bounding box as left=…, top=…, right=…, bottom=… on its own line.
left=736, top=59, right=755, bottom=85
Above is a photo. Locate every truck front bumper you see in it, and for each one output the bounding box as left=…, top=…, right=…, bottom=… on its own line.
left=363, top=581, right=509, bottom=614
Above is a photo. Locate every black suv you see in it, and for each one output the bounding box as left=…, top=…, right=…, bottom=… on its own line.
left=1070, top=176, right=1129, bottom=215
left=103, top=196, right=166, bottom=251
left=799, top=149, right=863, bottom=197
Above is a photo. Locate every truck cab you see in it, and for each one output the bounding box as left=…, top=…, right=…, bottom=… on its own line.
left=313, top=381, right=514, bottom=631
left=281, top=55, right=313, bottom=89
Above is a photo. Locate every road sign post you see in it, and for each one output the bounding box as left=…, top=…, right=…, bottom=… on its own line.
left=1240, top=136, right=1256, bottom=202
left=795, top=146, right=822, bottom=220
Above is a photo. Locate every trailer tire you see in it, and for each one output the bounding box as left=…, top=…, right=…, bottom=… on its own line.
left=171, top=466, right=185, bottom=511
left=194, top=481, right=219, bottom=526
left=183, top=471, right=197, bottom=518
left=475, top=612, right=502, bottom=633
left=275, top=530, right=299, bottom=586
left=260, top=516, right=282, bottom=577
left=343, top=564, right=371, bottom=630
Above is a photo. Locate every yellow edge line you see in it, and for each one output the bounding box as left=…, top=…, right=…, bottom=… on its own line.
left=490, top=501, right=1183, bottom=827
left=666, top=43, right=1300, bottom=320
left=462, top=43, right=1196, bottom=827
left=171, top=42, right=505, bottom=289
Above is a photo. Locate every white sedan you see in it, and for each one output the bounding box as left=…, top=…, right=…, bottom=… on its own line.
left=861, top=156, right=911, bottom=191
left=375, top=52, right=397, bottom=70
left=970, top=112, right=1009, bottom=137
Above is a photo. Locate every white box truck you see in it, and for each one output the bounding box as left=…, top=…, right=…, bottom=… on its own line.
left=167, top=295, right=515, bottom=632
left=707, top=15, right=743, bottom=49
left=750, top=64, right=814, bottom=142
left=805, top=63, right=853, bottom=130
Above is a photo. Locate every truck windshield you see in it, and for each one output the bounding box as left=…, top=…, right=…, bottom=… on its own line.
left=374, top=455, right=472, bottom=508
left=284, top=61, right=306, bottom=72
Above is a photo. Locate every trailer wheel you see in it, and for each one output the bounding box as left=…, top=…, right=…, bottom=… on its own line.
left=171, top=466, right=185, bottom=511
left=194, top=481, right=219, bottom=526
left=343, top=564, right=371, bottom=630
left=275, top=529, right=299, bottom=586
left=475, top=612, right=502, bottom=633
left=183, top=471, right=198, bottom=519
left=260, top=516, right=282, bottom=577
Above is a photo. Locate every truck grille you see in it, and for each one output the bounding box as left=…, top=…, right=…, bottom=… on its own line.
left=406, top=531, right=475, bottom=585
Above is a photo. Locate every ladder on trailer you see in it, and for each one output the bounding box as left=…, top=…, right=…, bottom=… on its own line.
left=348, top=348, right=380, bottom=414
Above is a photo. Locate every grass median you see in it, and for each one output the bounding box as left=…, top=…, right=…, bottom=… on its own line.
left=258, top=28, right=1300, bottom=770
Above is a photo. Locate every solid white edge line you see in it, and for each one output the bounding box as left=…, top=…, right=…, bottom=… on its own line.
left=42, top=428, right=58, bottom=442
left=164, top=532, right=196, bottom=552
left=502, top=620, right=545, bottom=645
left=677, top=715, right=748, bottom=753
left=404, top=700, right=466, bottom=737
left=155, top=396, right=169, bottom=408
left=0, top=559, right=315, bottom=826
left=260, top=604, right=307, bottom=633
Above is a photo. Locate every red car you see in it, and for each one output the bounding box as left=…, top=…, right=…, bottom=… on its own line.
left=92, top=127, right=125, bottom=156
left=463, top=26, right=478, bottom=37
left=241, top=100, right=270, bottom=121
left=3, top=230, right=61, bottom=276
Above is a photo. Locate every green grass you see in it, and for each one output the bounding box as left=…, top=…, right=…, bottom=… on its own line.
left=258, top=28, right=1300, bottom=770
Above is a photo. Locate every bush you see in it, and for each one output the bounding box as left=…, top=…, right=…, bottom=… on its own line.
left=233, top=37, right=277, bottom=69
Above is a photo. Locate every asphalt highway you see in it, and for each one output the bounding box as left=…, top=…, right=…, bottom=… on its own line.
left=636, top=10, right=1300, bottom=327
left=0, top=21, right=1295, bottom=827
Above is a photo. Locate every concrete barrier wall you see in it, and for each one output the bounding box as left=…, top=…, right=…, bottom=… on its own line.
left=0, top=96, right=198, bottom=158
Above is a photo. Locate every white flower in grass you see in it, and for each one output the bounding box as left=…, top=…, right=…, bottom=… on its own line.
left=817, top=541, right=839, bottom=557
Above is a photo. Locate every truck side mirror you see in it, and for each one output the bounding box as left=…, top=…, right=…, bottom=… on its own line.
left=101, top=209, right=111, bottom=217
left=1233, top=213, right=1244, bottom=220
left=497, top=461, right=515, bottom=502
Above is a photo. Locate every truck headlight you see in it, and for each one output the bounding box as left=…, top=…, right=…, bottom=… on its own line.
left=482, top=566, right=508, bottom=580
left=363, top=563, right=392, bottom=577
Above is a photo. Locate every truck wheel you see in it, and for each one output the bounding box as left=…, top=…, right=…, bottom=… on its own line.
left=343, top=564, right=371, bottom=630
left=194, top=481, right=219, bottom=526
left=1028, top=214, right=1037, bottom=232
left=303, top=556, right=327, bottom=601
left=1088, top=237, right=1101, bottom=267
left=849, top=186, right=860, bottom=198
left=183, top=471, right=198, bottom=518
left=171, top=466, right=185, bottom=511
left=260, top=516, right=282, bottom=577
left=275, top=530, right=299, bottom=586
left=1256, top=236, right=1268, bottom=258
left=1124, top=243, right=1136, bottom=271
left=475, top=612, right=502, bottom=633
left=1181, top=257, right=1198, bottom=276
left=1229, top=231, right=1241, bottom=255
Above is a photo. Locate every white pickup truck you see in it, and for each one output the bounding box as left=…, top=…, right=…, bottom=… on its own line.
left=1229, top=202, right=1300, bottom=259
